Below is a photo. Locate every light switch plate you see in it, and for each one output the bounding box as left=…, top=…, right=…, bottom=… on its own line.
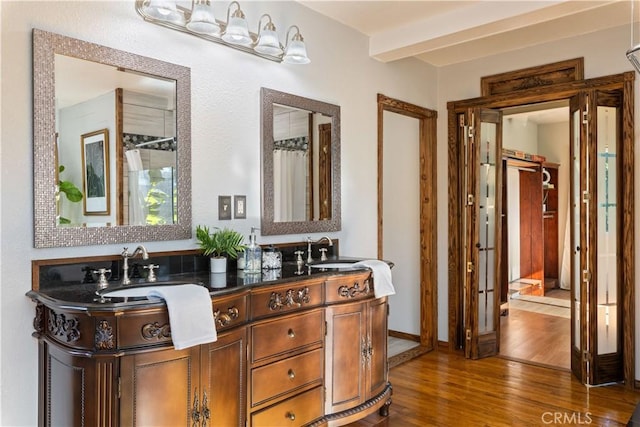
left=218, top=195, right=232, bottom=220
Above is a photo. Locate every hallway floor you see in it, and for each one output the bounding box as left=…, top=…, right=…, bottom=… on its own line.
left=500, top=289, right=570, bottom=370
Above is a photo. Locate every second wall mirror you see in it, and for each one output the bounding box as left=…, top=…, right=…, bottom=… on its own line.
left=260, top=88, right=341, bottom=235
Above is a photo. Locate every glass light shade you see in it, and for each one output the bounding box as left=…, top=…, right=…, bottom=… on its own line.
left=186, top=2, right=220, bottom=35
left=144, top=0, right=181, bottom=22
left=222, top=16, right=252, bottom=46
left=254, top=29, right=283, bottom=56
left=283, top=39, right=310, bottom=64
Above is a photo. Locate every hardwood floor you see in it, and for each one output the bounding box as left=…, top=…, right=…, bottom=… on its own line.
left=500, top=306, right=570, bottom=370
left=348, top=350, right=640, bottom=426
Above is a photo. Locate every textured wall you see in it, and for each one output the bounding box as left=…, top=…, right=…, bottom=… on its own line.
left=0, top=1, right=436, bottom=424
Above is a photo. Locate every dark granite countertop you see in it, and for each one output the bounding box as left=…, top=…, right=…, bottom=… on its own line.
left=27, top=257, right=376, bottom=312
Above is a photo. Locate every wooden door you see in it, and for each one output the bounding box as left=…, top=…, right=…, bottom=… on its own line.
left=366, top=297, right=388, bottom=398
left=571, top=90, right=625, bottom=385
left=325, top=301, right=366, bottom=414
left=201, top=328, right=247, bottom=427
left=120, top=346, right=200, bottom=426
left=463, top=108, right=503, bottom=359
left=318, top=123, right=332, bottom=220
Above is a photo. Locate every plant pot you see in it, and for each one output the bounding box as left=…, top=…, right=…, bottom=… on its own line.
left=210, top=256, right=227, bottom=273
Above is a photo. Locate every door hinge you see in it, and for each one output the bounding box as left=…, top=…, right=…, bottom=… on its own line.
left=325, top=321, right=328, bottom=336
left=118, top=376, right=121, bottom=399
left=466, top=262, right=475, bottom=273
left=582, top=191, right=590, bottom=203
left=459, top=115, right=465, bottom=127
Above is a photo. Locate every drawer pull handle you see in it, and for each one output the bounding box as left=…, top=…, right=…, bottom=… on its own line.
left=287, top=369, right=295, bottom=379
left=286, top=412, right=296, bottom=421
left=287, top=328, right=295, bottom=338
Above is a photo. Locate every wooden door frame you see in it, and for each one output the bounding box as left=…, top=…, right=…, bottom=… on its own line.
left=377, top=94, right=438, bottom=350
left=447, top=71, right=635, bottom=387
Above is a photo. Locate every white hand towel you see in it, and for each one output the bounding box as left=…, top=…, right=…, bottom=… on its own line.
left=351, top=260, right=396, bottom=298
left=104, top=284, right=217, bottom=350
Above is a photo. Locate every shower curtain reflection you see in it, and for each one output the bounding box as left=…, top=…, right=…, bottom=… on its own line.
left=274, top=148, right=308, bottom=222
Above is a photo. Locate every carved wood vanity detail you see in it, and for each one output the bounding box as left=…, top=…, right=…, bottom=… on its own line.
left=29, top=267, right=390, bottom=426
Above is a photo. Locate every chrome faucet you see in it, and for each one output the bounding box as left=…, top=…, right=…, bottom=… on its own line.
left=306, top=236, right=333, bottom=263
left=121, top=245, right=149, bottom=285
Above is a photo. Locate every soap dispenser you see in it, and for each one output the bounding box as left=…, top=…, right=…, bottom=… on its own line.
left=244, top=227, right=262, bottom=273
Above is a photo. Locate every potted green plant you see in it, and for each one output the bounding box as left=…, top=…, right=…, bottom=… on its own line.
left=196, top=225, right=246, bottom=273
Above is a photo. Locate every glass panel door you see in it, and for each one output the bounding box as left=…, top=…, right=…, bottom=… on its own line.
left=570, top=95, right=585, bottom=382
left=570, top=90, right=624, bottom=385
left=463, top=108, right=503, bottom=359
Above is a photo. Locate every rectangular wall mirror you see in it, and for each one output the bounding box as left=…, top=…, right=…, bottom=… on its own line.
left=33, top=29, right=191, bottom=247
left=260, top=88, right=341, bottom=235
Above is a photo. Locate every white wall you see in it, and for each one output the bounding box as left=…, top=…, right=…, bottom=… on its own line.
left=59, top=91, right=116, bottom=225
left=0, top=1, right=437, bottom=425
left=436, top=23, right=640, bottom=377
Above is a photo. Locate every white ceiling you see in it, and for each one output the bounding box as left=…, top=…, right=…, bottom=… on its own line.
left=298, top=0, right=634, bottom=67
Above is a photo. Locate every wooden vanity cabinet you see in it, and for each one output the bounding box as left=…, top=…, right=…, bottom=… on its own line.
left=119, top=327, right=247, bottom=427
left=32, top=270, right=391, bottom=427
left=324, top=297, right=388, bottom=420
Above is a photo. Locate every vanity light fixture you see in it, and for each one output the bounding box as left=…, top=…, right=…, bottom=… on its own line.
left=142, top=0, right=181, bottom=22
left=186, top=0, right=220, bottom=35
left=221, top=1, right=252, bottom=46
left=627, top=0, right=640, bottom=72
left=283, top=25, right=310, bottom=65
left=135, top=0, right=309, bottom=64
left=254, top=14, right=283, bottom=56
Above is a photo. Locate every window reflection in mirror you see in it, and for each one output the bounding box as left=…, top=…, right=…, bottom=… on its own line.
left=272, top=104, right=332, bottom=222
left=55, top=54, right=177, bottom=227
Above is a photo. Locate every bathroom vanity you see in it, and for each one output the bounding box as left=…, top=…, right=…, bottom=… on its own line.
left=28, top=253, right=391, bottom=427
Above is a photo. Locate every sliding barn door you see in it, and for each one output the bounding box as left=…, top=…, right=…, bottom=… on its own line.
left=462, top=108, right=503, bottom=359
left=570, top=90, right=624, bottom=385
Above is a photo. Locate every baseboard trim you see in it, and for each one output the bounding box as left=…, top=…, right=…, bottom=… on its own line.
left=389, top=330, right=420, bottom=342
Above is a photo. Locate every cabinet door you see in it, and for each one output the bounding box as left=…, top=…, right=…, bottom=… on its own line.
left=43, top=342, right=118, bottom=427
left=325, top=302, right=367, bottom=414
left=367, top=298, right=388, bottom=398
left=120, top=346, right=200, bottom=427
left=201, top=328, right=247, bottom=427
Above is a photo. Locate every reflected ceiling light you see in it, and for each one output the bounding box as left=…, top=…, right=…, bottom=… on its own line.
left=254, top=14, right=283, bottom=56
left=221, top=1, right=252, bottom=46
left=186, top=0, right=220, bottom=35
left=283, top=25, right=310, bottom=65
left=135, top=0, right=310, bottom=64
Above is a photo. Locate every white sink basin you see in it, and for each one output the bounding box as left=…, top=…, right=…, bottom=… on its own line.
left=308, top=263, right=358, bottom=269
left=99, top=281, right=199, bottom=298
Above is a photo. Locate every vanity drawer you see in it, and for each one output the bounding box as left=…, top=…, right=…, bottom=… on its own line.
left=251, top=309, right=324, bottom=363
left=117, top=309, right=172, bottom=349
left=251, top=348, right=323, bottom=407
left=250, top=278, right=324, bottom=320
left=213, top=292, right=248, bottom=332
left=325, top=271, right=372, bottom=304
left=250, top=386, right=323, bottom=427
